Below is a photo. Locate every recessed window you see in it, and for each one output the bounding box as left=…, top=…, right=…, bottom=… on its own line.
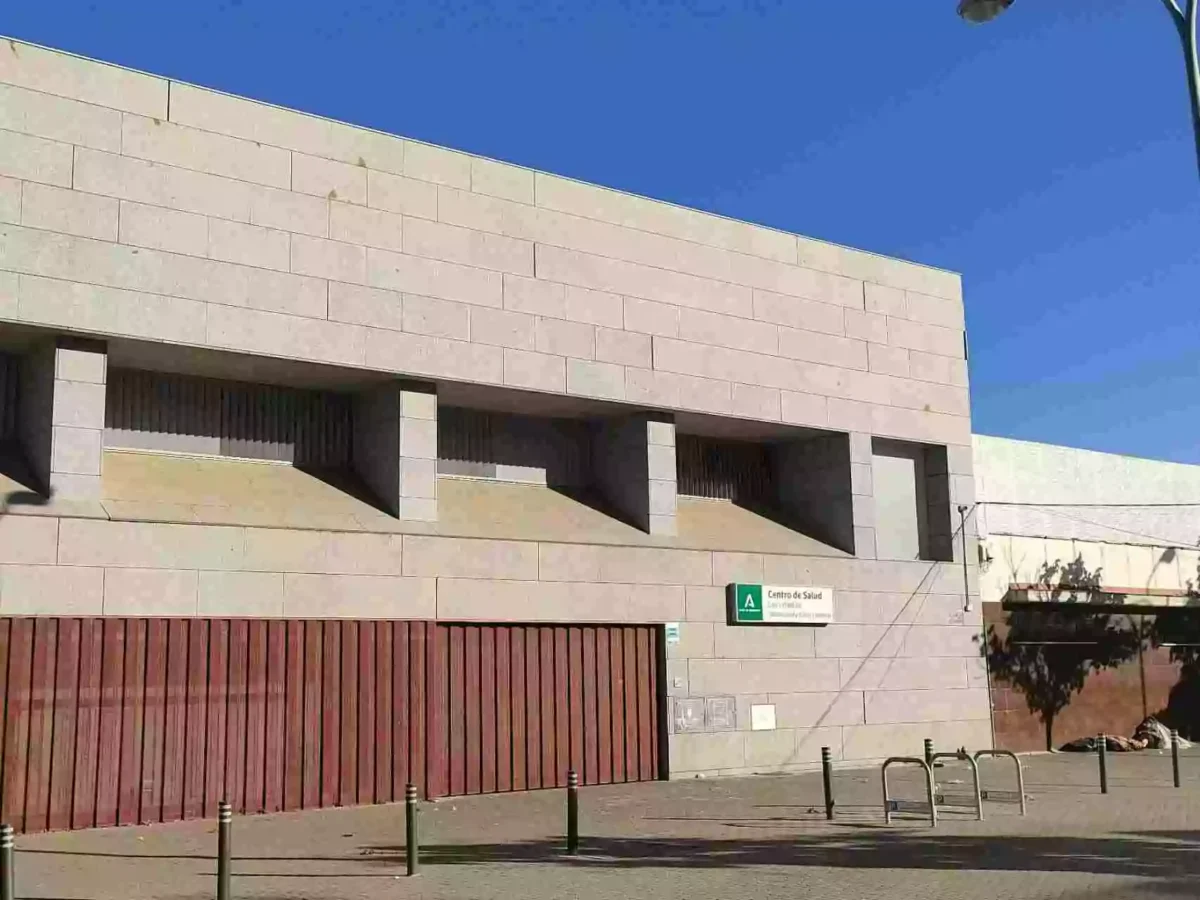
left=871, top=438, right=952, bottom=562
left=436, top=406, right=591, bottom=488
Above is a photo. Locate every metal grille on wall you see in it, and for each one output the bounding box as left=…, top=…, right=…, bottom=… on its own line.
left=0, top=618, right=661, bottom=833
left=437, top=406, right=592, bottom=487
left=104, top=369, right=352, bottom=468
left=0, top=352, right=17, bottom=443
left=676, top=434, right=774, bottom=503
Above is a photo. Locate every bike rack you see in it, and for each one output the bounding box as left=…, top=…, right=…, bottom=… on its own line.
left=929, top=751, right=983, bottom=821
left=973, top=749, right=1027, bottom=816
left=881, top=757, right=937, bottom=827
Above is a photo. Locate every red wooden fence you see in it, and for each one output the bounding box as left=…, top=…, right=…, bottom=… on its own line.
left=0, top=618, right=660, bottom=833
left=436, top=623, right=659, bottom=796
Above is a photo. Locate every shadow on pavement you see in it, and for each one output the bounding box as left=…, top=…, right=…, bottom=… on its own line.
left=356, top=829, right=1200, bottom=881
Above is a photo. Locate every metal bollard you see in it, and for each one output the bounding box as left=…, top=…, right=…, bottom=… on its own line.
left=217, top=801, right=232, bottom=900
left=566, top=769, right=580, bottom=855
left=405, top=784, right=419, bottom=876
left=923, top=738, right=934, bottom=767
left=1172, top=729, right=1181, bottom=789
left=1, top=824, right=14, bottom=900
left=821, top=746, right=835, bottom=820
left=1097, top=734, right=1108, bottom=795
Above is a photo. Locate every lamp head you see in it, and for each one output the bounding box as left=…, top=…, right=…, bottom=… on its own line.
left=957, top=0, right=1014, bottom=24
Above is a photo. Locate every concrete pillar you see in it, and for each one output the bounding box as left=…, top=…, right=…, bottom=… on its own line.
left=18, top=337, right=107, bottom=501
left=352, top=380, right=437, bottom=521
left=850, top=432, right=877, bottom=559
left=592, top=413, right=677, bottom=536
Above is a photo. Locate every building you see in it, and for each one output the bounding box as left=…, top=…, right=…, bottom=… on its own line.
left=975, top=434, right=1200, bottom=750
left=0, top=38, right=984, bottom=833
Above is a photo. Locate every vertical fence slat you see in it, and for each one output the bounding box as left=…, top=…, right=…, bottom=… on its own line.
left=596, top=628, right=612, bottom=785
left=623, top=629, right=639, bottom=782
left=448, top=625, right=466, bottom=797
left=339, top=621, right=358, bottom=808
left=357, top=622, right=375, bottom=806
left=0, top=620, right=9, bottom=822
left=509, top=627, right=526, bottom=793
left=539, top=628, right=555, bottom=790
left=409, top=622, right=427, bottom=797
left=609, top=628, right=626, bottom=783
left=464, top=626, right=481, bottom=795
left=142, top=620, right=168, bottom=824
left=494, top=627, right=511, bottom=793
left=636, top=627, right=653, bottom=782
left=264, top=621, right=287, bottom=814
left=117, top=619, right=147, bottom=826
left=480, top=627, right=497, bottom=794
left=70, top=619, right=101, bottom=829
left=425, top=623, right=447, bottom=799
left=283, top=620, right=304, bottom=812
left=302, top=621, right=322, bottom=810
left=244, top=621, right=268, bottom=814
left=95, top=619, right=127, bottom=827
left=581, top=627, right=597, bottom=785
left=524, top=627, right=541, bottom=790
left=225, top=620, right=249, bottom=815
left=161, top=619, right=189, bottom=823
left=374, top=621, right=392, bottom=805
left=553, top=627, right=569, bottom=788
left=23, top=618, right=57, bottom=833
left=568, top=628, right=584, bottom=784
left=203, top=620, right=228, bottom=818
left=391, top=622, right=408, bottom=799
left=183, top=620, right=209, bottom=821
left=48, top=619, right=80, bottom=831
left=648, top=626, right=661, bottom=779
left=319, top=622, right=340, bottom=808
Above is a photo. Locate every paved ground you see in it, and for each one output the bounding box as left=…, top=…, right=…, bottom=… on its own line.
left=12, top=749, right=1200, bottom=900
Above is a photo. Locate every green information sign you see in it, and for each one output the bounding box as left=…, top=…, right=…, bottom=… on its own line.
left=727, top=583, right=834, bottom=626
left=734, top=584, right=764, bottom=622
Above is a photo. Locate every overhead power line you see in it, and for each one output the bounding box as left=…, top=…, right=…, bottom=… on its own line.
left=982, top=500, right=1200, bottom=509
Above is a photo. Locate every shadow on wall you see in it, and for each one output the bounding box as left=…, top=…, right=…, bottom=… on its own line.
left=980, top=557, right=1142, bottom=751
left=983, top=553, right=1200, bottom=747
left=0, top=442, right=51, bottom=509
left=1149, top=561, right=1200, bottom=741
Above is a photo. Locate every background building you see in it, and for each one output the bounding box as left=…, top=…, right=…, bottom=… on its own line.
left=976, top=435, right=1200, bottom=750
left=0, top=38, right=982, bottom=833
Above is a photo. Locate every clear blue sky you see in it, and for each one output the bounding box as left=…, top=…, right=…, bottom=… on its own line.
left=4, top=2, right=1199, bottom=461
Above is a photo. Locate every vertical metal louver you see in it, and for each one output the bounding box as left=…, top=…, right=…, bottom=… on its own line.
left=437, top=406, right=591, bottom=486
left=105, top=369, right=352, bottom=468
left=675, top=434, right=773, bottom=503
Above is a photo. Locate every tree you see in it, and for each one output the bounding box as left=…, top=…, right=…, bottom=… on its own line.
left=983, top=558, right=1142, bottom=750
left=1147, top=559, right=1200, bottom=739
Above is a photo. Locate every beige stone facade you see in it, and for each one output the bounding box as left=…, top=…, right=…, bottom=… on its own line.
left=0, top=37, right=986, bottom=777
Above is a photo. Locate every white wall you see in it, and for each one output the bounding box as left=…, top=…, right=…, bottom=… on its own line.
left=974, top=434, right=1200, bottom=602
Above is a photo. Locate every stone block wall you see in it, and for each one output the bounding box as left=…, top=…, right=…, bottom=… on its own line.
left=0, top=38, right=986, bottom=776
left=0, top=39, right=969, bottom=454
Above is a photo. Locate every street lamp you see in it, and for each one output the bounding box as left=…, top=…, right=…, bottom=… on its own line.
left=958, top=0, right=1200, bottom=181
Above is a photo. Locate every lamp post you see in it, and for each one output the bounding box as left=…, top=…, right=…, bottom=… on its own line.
left=957, top=0, right=1200, bottom=181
